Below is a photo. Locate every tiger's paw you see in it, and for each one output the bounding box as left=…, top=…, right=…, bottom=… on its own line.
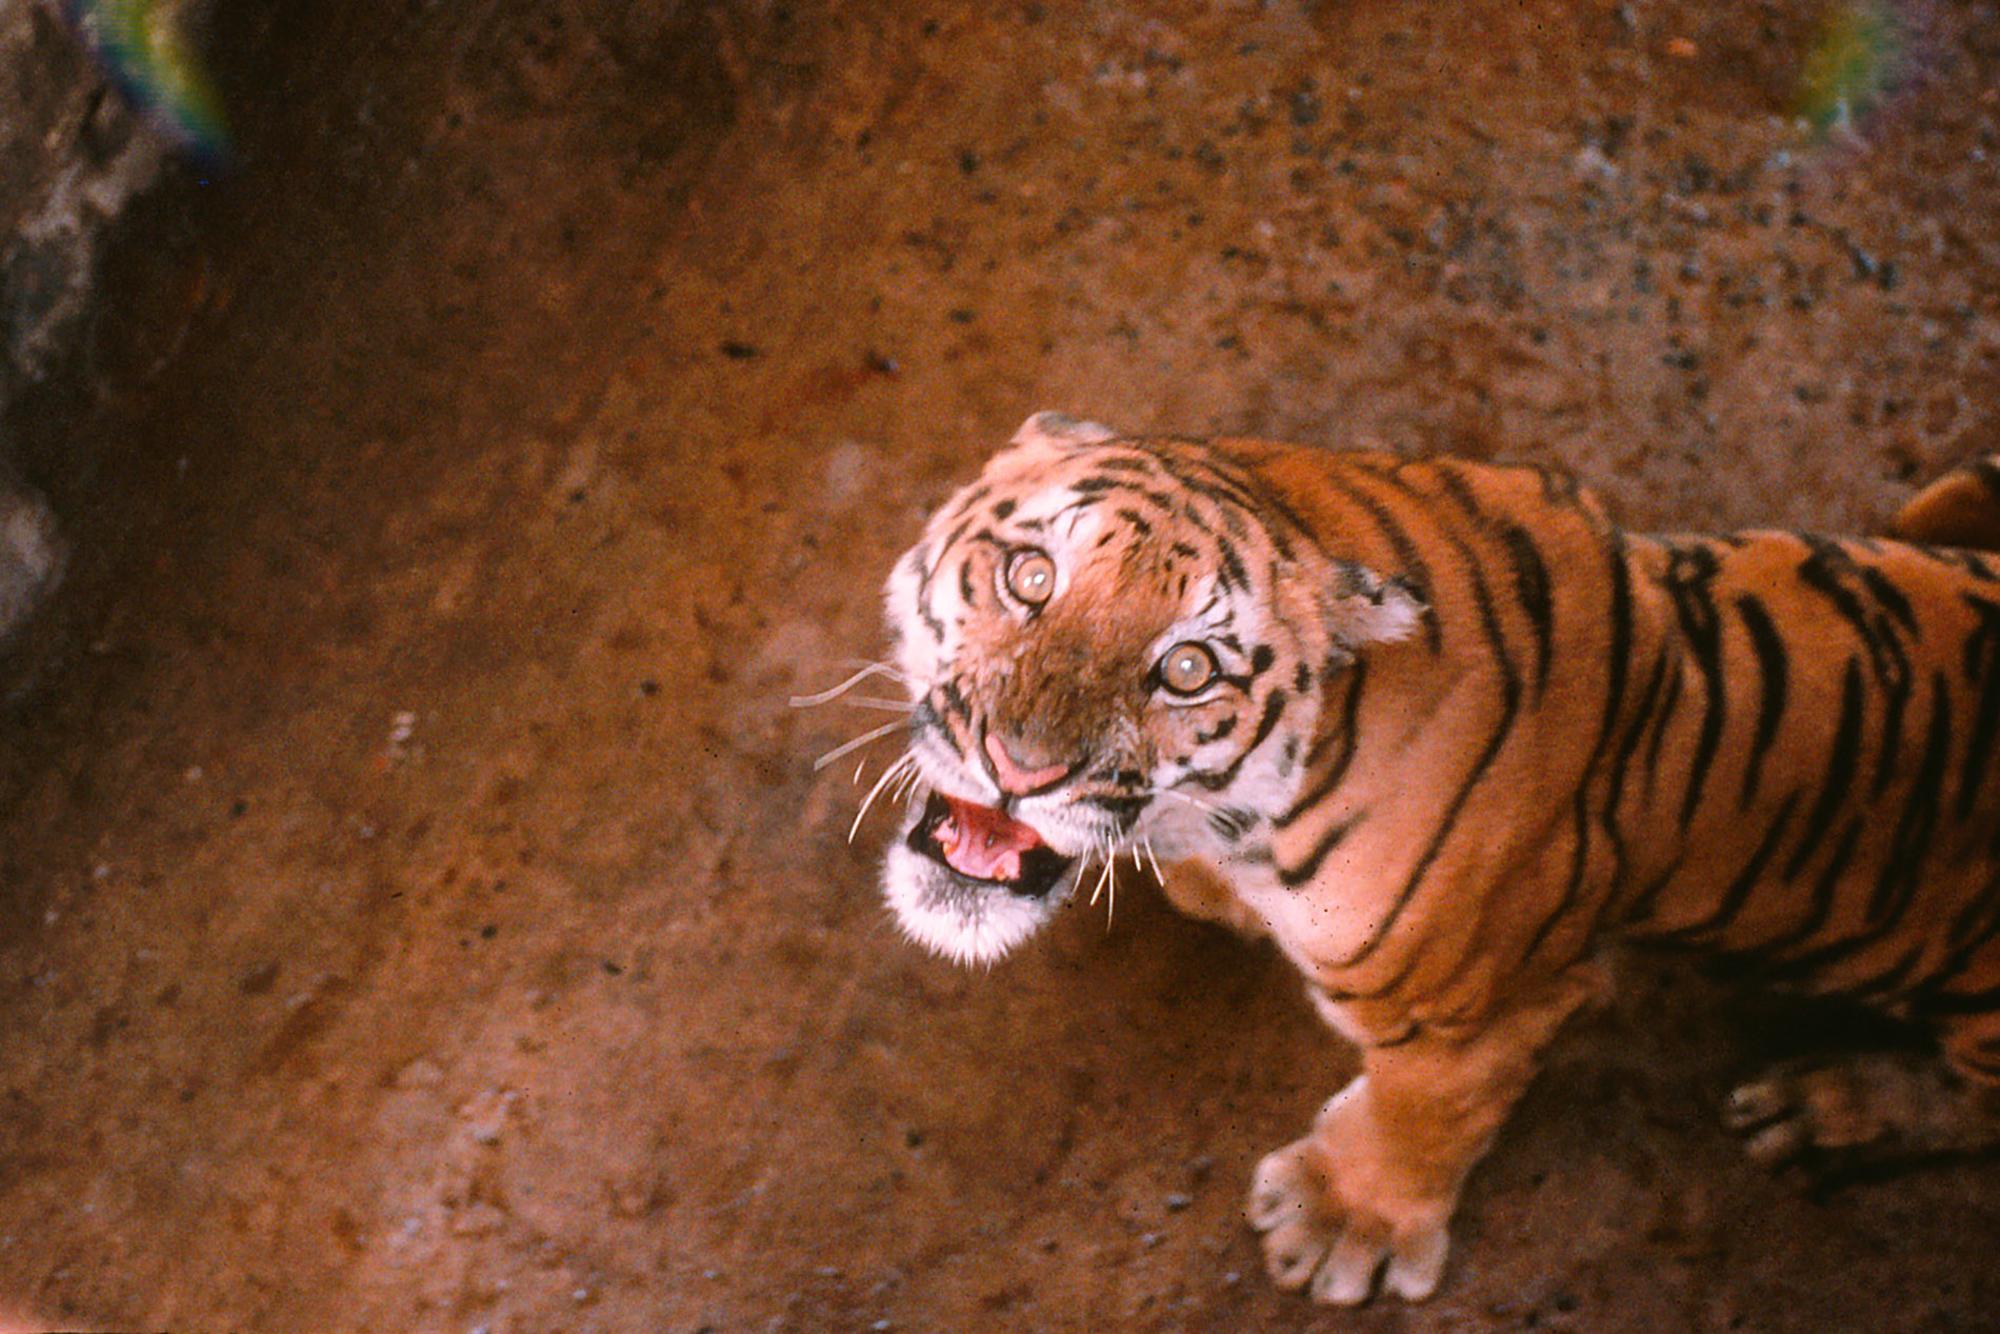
left=1245, top=1137, right=1450, bottom=1305
left=1722, top=1052, right=1987, bottom=1166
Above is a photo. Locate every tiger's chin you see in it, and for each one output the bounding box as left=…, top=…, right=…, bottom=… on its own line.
left=881, top=792, right=1078, bottom=966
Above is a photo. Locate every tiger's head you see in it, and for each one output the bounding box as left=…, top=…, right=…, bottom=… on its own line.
left=877, top=412, right=1426, bottom=964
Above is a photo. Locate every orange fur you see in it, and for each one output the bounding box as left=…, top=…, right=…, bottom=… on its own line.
left=878, top=419, right=2000, bottom=1304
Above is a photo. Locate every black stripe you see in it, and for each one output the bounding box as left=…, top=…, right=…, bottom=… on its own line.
left=947, top=482, right=992, bottom=520
left=1865, top=669, right=1954, bottom=925
left=1661, top=543, right=1728, bottom=829
left=937, top=513, right=978, bottom=562
left=1959, top=594, right=2000, bottom=822
left=1642, top=656, right=1686, bottom=803
left=1207, top=807, right=1257, bottom=841
left=1329, top=468, right=1523, bottom=968
left=1946, top=865, right=2000, bottom=952
left=1278, top=814, right=1366, bottom=888
left=1761, top=818, right=1862, bottom=958
left=1911, top=869, right=2000, bottom=1010
left=1622, top=859, right=1685, bottom=926
left=1782, top=657, right=1866, bottom=881
left=1868, top=673, right=1915, bottom=792
left=1278, top=660, right=1368, bottom=828
left=915, top=578, right=947, bottom=642
left=1160, top=446, right=1316, bottom=565
left=1796, top=537, right=1912, bottom=795
left=1600, top=649, right=1672, bottom=872
left=1429, top=458, right=1565, bottom=720
left=1919, top=982, right=2000, bottom=1015
left=1838, top=938, right=1932, bottom=1003
left=1532, top=463, right=1584, bottom=508
left=1091, top=456, right=1156, bottom=475
left=1647, top=791, right=1800, bottom=944
left=1521, top=533, right=1633, bottom=968
left=1501, top=524, right=1555, bottom=702
left=1860, top=566, right=1918, bottom=632
left=1193, top=715, right=1237, bottom=745
left=1369, top=1021, right=1425, bottom=1049
left=1735, top=594, right=1790, bottom=809
left=1191, top=688, right=1288, bottom=791
left=1213, top=534, right=1250, bottom=591
left=937, top=679, right=973, bottom=727
left=1766, top=674, right=1959, bottom=986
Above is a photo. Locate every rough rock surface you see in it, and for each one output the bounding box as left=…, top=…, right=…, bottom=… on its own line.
left=0, top=0, right=173, bottom=647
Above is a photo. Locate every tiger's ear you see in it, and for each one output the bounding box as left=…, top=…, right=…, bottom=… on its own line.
left=1324, top=561, right=1428, bottom=648
left=1010, top=411, right=1117, bottom=457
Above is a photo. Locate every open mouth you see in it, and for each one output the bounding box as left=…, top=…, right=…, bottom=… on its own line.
left=907, top=791, right=1074, bottom=900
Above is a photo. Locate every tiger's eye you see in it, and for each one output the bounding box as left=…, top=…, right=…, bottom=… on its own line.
left=1159, top=642, right=1218, bottom=695
left=1005, top=549, right=1057, bottom=606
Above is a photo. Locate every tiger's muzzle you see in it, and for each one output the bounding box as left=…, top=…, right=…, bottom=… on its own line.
left=881, top=791, right=1082, bottom=965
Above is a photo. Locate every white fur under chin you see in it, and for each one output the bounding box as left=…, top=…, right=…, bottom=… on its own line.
left=881, top=841, right=1061, bottom=966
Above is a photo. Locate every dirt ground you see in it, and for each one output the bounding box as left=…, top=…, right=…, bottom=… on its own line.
left=1, top=1, right=1998, bottom=1330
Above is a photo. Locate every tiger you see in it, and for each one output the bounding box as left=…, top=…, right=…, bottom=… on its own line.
left=863, top=411, right=2000, bottom=1306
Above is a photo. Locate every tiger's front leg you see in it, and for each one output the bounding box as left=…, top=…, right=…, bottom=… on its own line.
left=1247, top=965, right=1605, bottom=1304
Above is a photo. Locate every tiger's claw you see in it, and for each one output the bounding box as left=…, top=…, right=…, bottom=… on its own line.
left=1246, top=1138, right=1450, bottom=1305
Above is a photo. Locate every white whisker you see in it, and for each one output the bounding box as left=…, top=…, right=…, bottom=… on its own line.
left=1142, top=837, right=1165, bottom=886
left=1090, top=834, right=1119, bottom=921
left=790, top=662, right=912, bottom=708
left=837, top=657, right=912, bottom=680
left=1107, top=844, right=1119, bottom=929
left=836, top=697, right=918, bottom=712
left=854, top=758, right=868, bottom=784
left=850, top=754, right=911, bottom=842
left=1156, top=789, right=1223, bottom=817
left=814, top=718, right=908, bottom=772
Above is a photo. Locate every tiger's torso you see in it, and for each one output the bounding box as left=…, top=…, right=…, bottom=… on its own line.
left=868, top=412, right=2000, bottom=1306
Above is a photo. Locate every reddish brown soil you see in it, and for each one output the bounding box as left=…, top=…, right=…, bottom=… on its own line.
left=2, top=2, right=1998, bottom=1330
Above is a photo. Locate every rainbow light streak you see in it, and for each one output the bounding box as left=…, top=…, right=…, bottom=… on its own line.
left=1793, top=2, right=1905, bottom=135
left=66, top=0, right=229, bottom=163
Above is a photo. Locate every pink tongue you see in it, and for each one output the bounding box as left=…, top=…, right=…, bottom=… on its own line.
left=937, top=796, right=1045, bottom=882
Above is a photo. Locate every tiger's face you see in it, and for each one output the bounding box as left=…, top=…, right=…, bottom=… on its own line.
left=877, top=413, right=1425, bottom=964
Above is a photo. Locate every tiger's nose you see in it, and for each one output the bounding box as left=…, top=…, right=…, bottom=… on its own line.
left=984, top=732, right=1076, bottom=796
